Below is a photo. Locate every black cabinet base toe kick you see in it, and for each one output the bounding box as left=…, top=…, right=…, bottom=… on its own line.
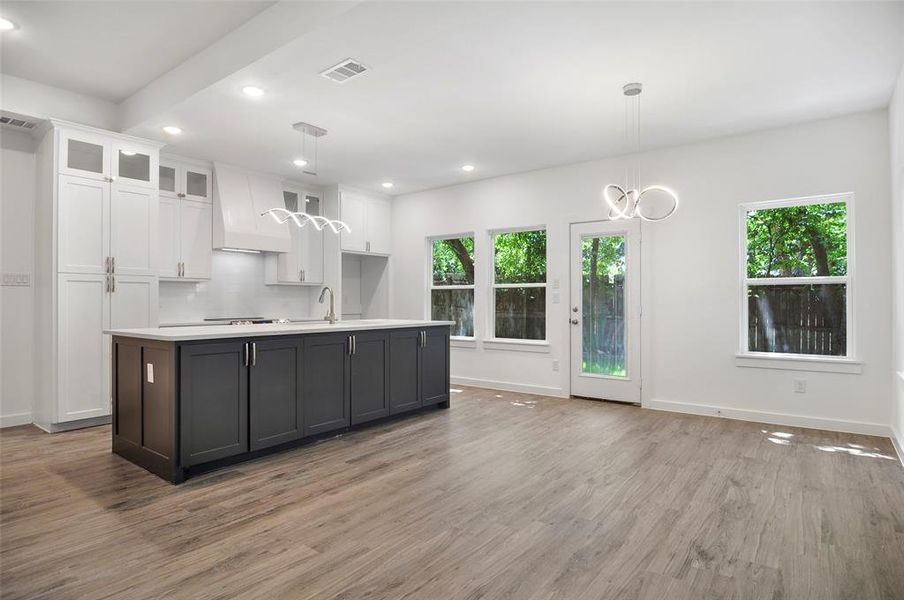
left=111, top=326, right=451, bottom=484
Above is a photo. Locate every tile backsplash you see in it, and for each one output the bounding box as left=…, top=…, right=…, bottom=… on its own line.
left=159, top=251, right=315, bottom=323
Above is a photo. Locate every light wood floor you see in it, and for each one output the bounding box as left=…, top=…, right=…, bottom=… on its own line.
left=1, top=387, right=903, bottom=600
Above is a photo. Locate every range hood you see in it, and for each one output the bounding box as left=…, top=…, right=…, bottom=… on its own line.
left=212, top=162, right=291, bottom=253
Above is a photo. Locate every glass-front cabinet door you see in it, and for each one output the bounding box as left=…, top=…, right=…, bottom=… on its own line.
left=183, top=167, right=210, bottom=202
left=111, top=140, right=157, bottom=189
left=158, top=161, right=179, bottom=199
left=58, top=128, right=110, bottom=181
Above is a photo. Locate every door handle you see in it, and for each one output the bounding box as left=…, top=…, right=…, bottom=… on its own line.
left=352, top=335, right=357, bottom=355
left=570, top=319, right=579, bottom=325
left=244, top=343, right=250, bottom=367
left=110, top=275, right=115, bottom=293
left=252, top=342, right=257, bottom=366
left=105, top=275, right=110, bottom=293
left=111, top=256, right=115, bottom=273
left=348, top=335, right=354, bottom=356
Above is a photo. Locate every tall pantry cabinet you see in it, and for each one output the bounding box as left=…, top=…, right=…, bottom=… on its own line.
left=34, top=121, right=164, bottom=430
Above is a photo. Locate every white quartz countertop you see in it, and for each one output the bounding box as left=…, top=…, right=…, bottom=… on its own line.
left=105, top=319, right=454, bottom=342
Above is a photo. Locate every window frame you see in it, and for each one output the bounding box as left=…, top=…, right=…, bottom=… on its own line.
left=488, top=226, right=548, bottom=343
left=737, top=192, right=858, bottom=367
left=427, top=233, right=476, bottom=341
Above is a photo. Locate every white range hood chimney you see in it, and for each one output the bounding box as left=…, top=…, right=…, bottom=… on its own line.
left=212, top=162, right=291, bottom=253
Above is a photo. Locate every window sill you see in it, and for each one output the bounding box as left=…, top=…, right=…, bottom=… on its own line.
left=450, top=337, right=477, bottom=349
left=735, top=353, right=862, bottom=374
left=483, top=338, right=551, bottom=353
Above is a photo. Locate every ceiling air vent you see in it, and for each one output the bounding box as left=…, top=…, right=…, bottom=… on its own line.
left=319, top=58, right=368, bottom=83
left=0, top=111, right=39, bottom=131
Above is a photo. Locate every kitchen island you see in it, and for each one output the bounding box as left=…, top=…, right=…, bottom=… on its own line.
left=106, top=319, right=452, bottom=483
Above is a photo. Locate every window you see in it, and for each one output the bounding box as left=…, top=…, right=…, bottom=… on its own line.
left=492, top=228, right=547, bottom=340
left=430, top=236, right=475, bottom=337
left=741, top=195, right=852, bottom=358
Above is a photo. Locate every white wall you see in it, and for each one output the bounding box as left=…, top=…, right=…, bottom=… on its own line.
left=0, top=129, right=36, bottom=426
left=159, top=250, right=315, bottom=323
left=0, top=74, right=118, bottom=130
left=392, top=110, right=894, bottom=436
left=890, top=65, right=904, bottom=455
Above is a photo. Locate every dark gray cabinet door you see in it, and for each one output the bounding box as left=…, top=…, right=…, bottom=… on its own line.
left=389, top=329, right=421, bottom=415
left=180, top=341, right=249, bottom=466
left=350, top=330, right=390, bottom=424
left=249, top=338, right=303, bottom=451
left=421, top=327, right=450, bottom=406
left=303, top=333, right=350, bottom=436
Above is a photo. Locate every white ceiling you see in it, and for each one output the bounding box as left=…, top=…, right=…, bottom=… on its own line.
left=3, top=1, right=903, bottom=195
left=0, top=1, right=274, bottom=101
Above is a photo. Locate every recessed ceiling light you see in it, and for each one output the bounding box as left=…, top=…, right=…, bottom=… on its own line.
left=162, top=125, right=182, bottom=135
left=293, top=158, right=308, bottom=167
left=242, top=85, right=264, bottom=98
left=461, top=164, right=475, bottom=172
left=381, top=182, right=394, bottom=189
left=0, top=18, right=16, bottom=31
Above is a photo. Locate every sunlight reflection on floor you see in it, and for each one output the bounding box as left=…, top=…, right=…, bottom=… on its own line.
left=760, top=429, right=894, bottom=460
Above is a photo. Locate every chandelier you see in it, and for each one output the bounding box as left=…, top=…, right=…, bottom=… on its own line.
left=603, top=83, right=679, bottom=222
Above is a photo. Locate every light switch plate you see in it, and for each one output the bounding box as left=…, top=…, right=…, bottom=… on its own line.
left=1, top=272, right=31, bottom=287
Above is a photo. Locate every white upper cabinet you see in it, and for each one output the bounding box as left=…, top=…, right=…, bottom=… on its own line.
left=58, top=175, right=110, bottom=274
left=160, top=157, right=211, bottom=202
left=365, top=196, right=391, bottom=255
left=110, top=184, right=157, bottom=276
left=59, top=128, right=110, bottom=181
left=158, top=156, right=213, bottom=280
left=158, top=196, right=180, bottom=278
left=339, top=190, right=367, bottom=253
left=111, top=140, right=158, bottom=189
left=180, top=199, right=212, bottom=279
left=266, top=188, right=324, bottom=285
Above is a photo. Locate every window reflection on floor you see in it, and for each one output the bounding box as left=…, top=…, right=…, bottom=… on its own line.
left=760, top=429, right=895, bottom=460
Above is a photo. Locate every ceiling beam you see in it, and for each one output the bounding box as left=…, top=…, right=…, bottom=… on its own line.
left=117, top=0, right=362, bottom=133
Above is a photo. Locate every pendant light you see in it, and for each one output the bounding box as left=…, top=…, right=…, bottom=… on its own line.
left=261, top=121, right=351, bottom=234
left=603, top=83, right=679, bottom=222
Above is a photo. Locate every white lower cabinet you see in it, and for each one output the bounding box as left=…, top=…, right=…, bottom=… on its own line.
left=57, top=274, right=110, bottom=422
left=159, top=197, right=212, bottom=280
left=56, top=273, right=157, bottom=423
left=109, top=275, right=158, bottom=328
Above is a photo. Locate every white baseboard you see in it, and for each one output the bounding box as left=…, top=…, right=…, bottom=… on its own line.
left=892, top=428, right=904, bottom=469
left=0, top=412, right=32, bottom=428
left=451, top=376, right=568, bottom=398
left=644, top=398, right=892, bottom=438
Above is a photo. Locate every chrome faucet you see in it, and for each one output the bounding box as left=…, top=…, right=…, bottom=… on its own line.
left=319, top=286, right=337, bottom=324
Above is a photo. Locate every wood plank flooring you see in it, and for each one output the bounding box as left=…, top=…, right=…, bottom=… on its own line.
left=1, top=386, right=903, bottom=600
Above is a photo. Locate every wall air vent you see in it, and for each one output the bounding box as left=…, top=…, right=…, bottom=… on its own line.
left=319, top=58, right=368, bottom=83
left=0, top=111, right=40, bottom=132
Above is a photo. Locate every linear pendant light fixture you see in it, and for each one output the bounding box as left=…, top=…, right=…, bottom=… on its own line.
left=262, top=120, right=351, bottom=234
left=603, top=83, right=679, bottom=222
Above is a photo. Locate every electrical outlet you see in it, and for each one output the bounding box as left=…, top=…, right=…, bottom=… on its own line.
left=552, top=359, right=560, bottom=371
left=793, top=379, right=807, bottom=394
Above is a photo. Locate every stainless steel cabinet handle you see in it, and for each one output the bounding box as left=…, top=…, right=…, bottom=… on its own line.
left=366, top=241, right=371, bottom=252
left=111, top=257, right=115, bottom=273
left=348, top=335, right=353, bottom=355
left=302, top=269, right=305, bottom=282
left=252, top=342, right=257, bottom=367
left=105, top=275, right=110, bottom=293
left=111, top=275, right=115, bottom=293
left=105, top=256, right=110, bottom=273
left=352, top=335, right=357, bottom=355
left=244, top=343, right=250, bottom=367
left=299, top=270, right=302, bottom=282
